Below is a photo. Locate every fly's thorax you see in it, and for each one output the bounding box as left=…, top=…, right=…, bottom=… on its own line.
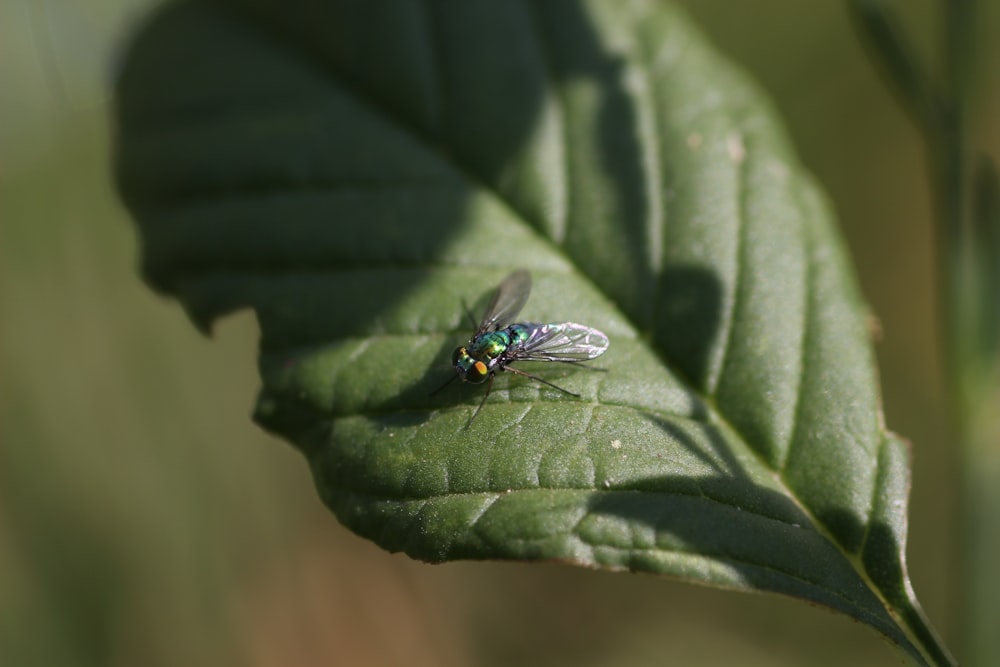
left=468, top=329, right=514, bottom=360
left=451, top=346, right=490, bottom=383
left=505, top=323, right=533, bottom=346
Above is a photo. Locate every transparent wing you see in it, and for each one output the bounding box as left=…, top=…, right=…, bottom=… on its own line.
left=476, top=270, right=532, bottom=334
left=510, top=322, right=610, bottom=362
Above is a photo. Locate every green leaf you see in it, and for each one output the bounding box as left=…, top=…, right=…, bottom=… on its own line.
left=114, top=1, right=953, bottom=664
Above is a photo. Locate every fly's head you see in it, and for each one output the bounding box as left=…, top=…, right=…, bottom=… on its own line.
left=452, top=346, right=489, bottom=383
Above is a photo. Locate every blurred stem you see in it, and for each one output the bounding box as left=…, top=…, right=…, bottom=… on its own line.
left=854, top=1, right=1000, bottom=666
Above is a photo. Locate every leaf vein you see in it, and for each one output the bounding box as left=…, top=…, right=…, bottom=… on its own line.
left=707, top=137, right=747, bottom=397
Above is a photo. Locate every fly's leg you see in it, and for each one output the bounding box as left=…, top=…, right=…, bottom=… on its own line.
left=504, top=366, right=580, bottom=397
left=429, top=372, right=458, bottom=397
left=464, top=372, right=495, bottom=430
left=464, top=365, right=584, bottom=429
left=550, top=359, right=608, bottom=372
left=461, top=299, right=478, bottom=329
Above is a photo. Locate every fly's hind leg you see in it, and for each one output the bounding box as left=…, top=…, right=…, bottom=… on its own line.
left=504, top=366, right=580, bottom=397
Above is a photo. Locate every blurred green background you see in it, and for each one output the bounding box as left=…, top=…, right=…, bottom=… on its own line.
left=3, top=1, right=997, bottom=665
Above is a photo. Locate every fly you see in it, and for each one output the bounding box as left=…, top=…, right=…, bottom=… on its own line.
left=432, top=270, right=609, bottom=428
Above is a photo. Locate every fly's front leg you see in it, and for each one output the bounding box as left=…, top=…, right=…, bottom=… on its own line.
left=464, top=372, right=495, bottom=429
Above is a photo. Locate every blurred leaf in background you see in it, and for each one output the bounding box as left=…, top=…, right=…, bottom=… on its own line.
left=3, top=1, right=996, bottom=666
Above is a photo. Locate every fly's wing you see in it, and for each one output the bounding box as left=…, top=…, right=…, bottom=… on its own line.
left=510, top=322, right=609, bottom=362
left=477, top=270, right=532, bottom=334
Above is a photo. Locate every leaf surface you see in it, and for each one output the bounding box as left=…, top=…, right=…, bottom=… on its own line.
left=114, top=1, right=951, bottom=664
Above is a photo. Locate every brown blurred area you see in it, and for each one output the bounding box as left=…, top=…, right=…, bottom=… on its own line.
left=2, top=1, right=996, bottom=665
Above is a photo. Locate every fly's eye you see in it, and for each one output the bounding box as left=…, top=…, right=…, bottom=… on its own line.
left=452, top=347, right=465, bottom=366
left=468, top=360, right=489, bottom=383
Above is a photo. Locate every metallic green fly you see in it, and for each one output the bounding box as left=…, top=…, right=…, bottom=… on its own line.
left=433, top=270, right=610, bottom=428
